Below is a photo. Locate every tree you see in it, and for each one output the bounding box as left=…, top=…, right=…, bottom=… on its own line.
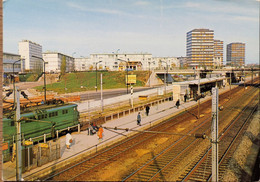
left=89, top=65, right=94, bottom=70
left=61, top=56, right=66, bottom=75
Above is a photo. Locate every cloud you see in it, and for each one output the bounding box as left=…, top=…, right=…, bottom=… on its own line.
left=232, top=15, right=258, bottom=22
left=134, top=1, right=151, bottom=6
left=67, top=2, right=123, bottom=15
left=66, top=1, right=160, bottom=20
left=184, top=2, right=201, bottom=8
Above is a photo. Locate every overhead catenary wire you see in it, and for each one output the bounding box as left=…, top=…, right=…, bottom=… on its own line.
left=103, top=126, right=208, bottom=139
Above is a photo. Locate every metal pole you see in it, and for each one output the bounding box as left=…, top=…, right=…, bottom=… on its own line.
left=230, top=72, right=232, bottom=99
left=251, top=68, right=253, bottom=85
left=15, top=86, right=22, bottom=181
left=149, top=62, right=151, bottom=87
left=32, top=56, right=47, bottom=102
left=131, top=86, right=133, bottom=108
left=243, top=69, right=245, bottom=90
left=101, top=73, right=103, bottom=112
left=166, top=63, right=168, bottom=86
left=44, top=62, right=46, bottom=102
left=164, top=66, right=166, bottom=95
left=198, top=69, right=200, bottom=119
left=127, top=61, right=128, bottom=94
left=212, top=87, right=219, bottom=182
left=96, top=63, right=97, bottom=92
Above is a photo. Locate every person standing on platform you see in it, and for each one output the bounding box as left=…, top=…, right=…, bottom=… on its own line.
left=66, top=130, right=72, bottom=149
left=97, top=127, right=104, bottom=141
left=184, top=94, right=187, bottom=102
left=176, top=99, right=180, bottom=109
left=137, top=112, right=141, bottom=126
left=145, top=105, right=150, bottom=116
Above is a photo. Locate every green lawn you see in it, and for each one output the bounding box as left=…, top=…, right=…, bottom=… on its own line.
left=34, top=71, right=149, bottom=94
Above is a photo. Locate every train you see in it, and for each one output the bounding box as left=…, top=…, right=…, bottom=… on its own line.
left=2, top=100, right=80, bottom=162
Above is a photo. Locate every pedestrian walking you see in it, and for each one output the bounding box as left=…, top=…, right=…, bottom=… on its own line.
left=137, top=112, right=141, bottom=126
left=145, top=105, right=150, bottom=116
left=66, top=130, right=72, bottom=149
left=184, top=94, right=187, bottom=102
left=97, top=127, right=104, bottom=141
left=176, top=99, right=180, bottom=109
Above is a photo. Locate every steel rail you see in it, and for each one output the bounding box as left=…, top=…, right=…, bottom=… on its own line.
left=124, top=82, right=258, bottom=181
left=42, top=101, right=199, bottom=181
left=181, top=92, right=258, bottom=181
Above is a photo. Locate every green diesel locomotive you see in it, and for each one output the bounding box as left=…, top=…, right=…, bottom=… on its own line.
left=2, top=102, right=79, bottom=162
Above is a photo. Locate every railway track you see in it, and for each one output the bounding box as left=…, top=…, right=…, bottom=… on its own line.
left=179, top=95, right=258, bottom=181
left=35, top=79, right=259, bottom=181
left=123, top=81, right=259, bottom=181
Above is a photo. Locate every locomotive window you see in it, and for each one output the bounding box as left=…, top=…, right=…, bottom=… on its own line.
left=62, top=110, right=68, bottom=114
left=49, top=111, right=58, bottom=117
left=45, top=114, right=47, bottom=118
left=11, top=120, right=15, bottom=126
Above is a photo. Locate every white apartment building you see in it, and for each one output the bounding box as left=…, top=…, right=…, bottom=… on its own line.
left=42, top=52, right=74, bottom=73
left=74, top=57, right=91, bottom=71
left=152, top=57, right=180, bottom=70
left=90, top=53, right=153, bottom=71
left=18, top=40, right=43, bottom=72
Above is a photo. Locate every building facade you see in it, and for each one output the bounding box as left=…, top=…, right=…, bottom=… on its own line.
left=177, top=57, right=188, bottom=68
left=152, top=57, right=180, bottom=70
left=42, top=52, right=75, bottom=73
left=226, top=42, right=245, bottom=67
left=186, top=29, right=214, bottom=68
left=3, top=52, right=23, bottom=84
left=90, top=53, right=153, bottom=71
left=18, top=40, right=43, bottom=72
left=74, top=57, right=91, bottom=71
left=213, top=40, right=223, bottom=67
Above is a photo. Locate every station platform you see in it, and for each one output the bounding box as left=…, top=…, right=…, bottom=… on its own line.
left=4, top=84, right=235, bottom=181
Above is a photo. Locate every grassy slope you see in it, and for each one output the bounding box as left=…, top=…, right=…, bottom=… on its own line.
left=35, top=71, right=149, bottom=94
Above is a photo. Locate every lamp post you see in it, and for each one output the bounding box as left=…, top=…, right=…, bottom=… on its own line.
left=12, top=59, right=22, bottom=98
left=95, top=61, right=102, bottom=92
left=148, top=61, right=155, bottom=87
left=118, top=58, right=129, bottom=94
left=32, top=56, right=47, bottom=103
left=197, top=69, right=200, bottom=119
left=161, top=60, right=168, bottom=94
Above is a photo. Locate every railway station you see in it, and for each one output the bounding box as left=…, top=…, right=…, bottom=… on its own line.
left=2, top=76, right=259, bottom=181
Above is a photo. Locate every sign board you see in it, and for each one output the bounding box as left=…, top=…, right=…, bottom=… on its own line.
left=126, top=75, right=136, bottom=84
left=40, top=143, right=49, bottom=148
left=24, top=141, right=33, bottom=146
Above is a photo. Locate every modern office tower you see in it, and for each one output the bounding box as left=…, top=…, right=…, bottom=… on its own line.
left=186, top=29, right=214, bottom=68
left=213, top=40, right=223, bottom=67
left=226, top=42, right=245, bottom=67
left=18, top=40, right=43, bottom=72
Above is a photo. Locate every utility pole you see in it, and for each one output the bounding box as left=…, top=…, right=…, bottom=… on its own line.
left=243, top=69, right=246, bottom=90
left=198, top=69, right=200, bottom=119
left=130, top=86, right=133, bottom=108
left=14, top=86, right=22, bottom=181
left=101, top=73, right=103, bottom=112
left=229, top=71, right=232, bottom=99
left=212, top=87, right=219, bottom=182
left=251, top=68, right=253, bottom=85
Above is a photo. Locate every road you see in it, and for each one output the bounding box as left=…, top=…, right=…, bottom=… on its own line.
left=79, top=87, right=158, bottom=101
left=10, top=81, right=159, bottom=101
